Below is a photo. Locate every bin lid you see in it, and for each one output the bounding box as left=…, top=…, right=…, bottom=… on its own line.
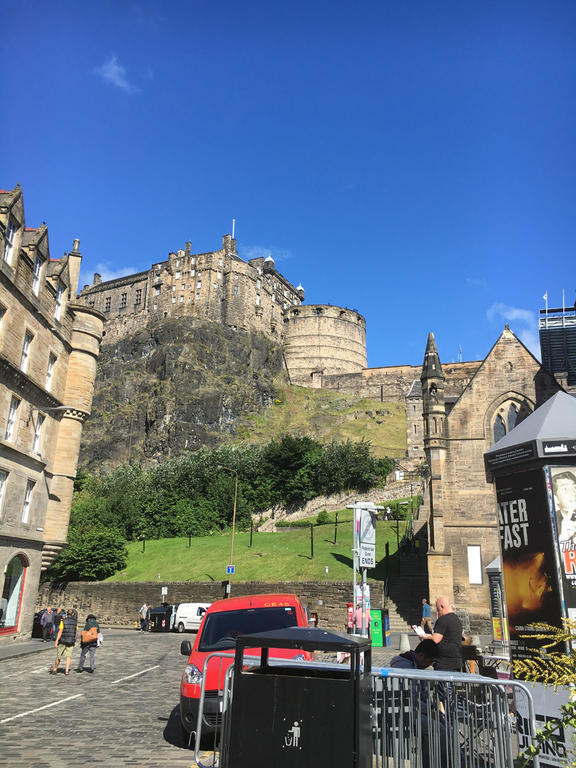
left=236, top=626, right=371, bottom=653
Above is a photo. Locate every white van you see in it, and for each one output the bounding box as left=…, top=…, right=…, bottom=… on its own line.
left=175, top=602, right=211, bottom=633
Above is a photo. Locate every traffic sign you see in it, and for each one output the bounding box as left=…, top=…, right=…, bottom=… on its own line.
left=227, top=565, right=235, bottom=575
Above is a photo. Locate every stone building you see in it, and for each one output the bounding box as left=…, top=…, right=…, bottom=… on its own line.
left=78, top=239, right=371, bottom=385
left=0, top=185, right=104, bottom=643
left=420, top=327, right=562, bottom=626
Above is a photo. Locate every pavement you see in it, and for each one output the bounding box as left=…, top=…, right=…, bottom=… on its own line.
left=0, top=628, right=500, bottom=768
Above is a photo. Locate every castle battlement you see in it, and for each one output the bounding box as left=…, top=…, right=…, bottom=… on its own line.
left=77, top=236, right=368, bottom=386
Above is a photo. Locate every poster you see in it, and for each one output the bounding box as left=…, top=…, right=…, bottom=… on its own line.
left=547, top=466, right=576, bottom=619
left=497, top=468, right=563, bottom=662
left=515, top=683, right=575, bottom=768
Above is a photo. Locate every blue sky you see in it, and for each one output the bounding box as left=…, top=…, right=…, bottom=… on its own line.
left=2, top=0, right=575, bottom=367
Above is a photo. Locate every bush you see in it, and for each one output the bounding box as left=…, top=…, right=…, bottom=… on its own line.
left=316, top=510, right=329, bottom=525
left=46, top=528, right=128, bottom=581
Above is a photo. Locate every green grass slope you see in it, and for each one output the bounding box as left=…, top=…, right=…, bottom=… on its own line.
left=233, top=382, right=406, bottom=458
left=107, top=519, right=408, bottom=583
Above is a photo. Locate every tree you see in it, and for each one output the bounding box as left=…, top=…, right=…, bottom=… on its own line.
left=46, top=528, right=128, bottom=581
left=513, top=620, right=576, bottom=766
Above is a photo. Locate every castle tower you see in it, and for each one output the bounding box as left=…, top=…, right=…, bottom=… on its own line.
left=421, top=332, right=452, bottom=600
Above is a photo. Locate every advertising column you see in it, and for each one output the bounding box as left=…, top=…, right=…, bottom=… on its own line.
left=496, top=467, right=563, bottom=661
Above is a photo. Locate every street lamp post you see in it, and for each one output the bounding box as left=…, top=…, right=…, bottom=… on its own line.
left=217, top=465, right=238, bottom=596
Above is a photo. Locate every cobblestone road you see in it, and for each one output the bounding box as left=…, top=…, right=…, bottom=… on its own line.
left=0, top=630, right=215, bottom=768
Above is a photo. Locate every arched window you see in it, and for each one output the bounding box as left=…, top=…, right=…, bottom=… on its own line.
left=0, top=554, right=28, bottom=633
left=493, top=414, right=506, bottom=444
left=507, top=403, right=519, bottom=432
left=491, top=399, right=532, bottom=445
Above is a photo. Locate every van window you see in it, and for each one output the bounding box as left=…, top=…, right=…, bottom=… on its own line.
left=198, top=606, right=299, bottom=651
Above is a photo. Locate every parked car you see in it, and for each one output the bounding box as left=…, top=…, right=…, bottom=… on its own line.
left=179, top=593, right=313, bottom=737
left=149, top=603, right=178, bottom=632
left=175, top=602, right=211, bottom=633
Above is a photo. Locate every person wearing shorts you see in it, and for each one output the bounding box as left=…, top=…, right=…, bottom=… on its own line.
left=50, top=608, right=78, bottom=676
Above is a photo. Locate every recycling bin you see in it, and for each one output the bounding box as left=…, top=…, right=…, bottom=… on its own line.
left=220, top=627, right=372, bottom=768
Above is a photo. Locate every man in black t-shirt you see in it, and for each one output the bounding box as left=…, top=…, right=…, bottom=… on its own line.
left=427, top=596, right=462, bottom=671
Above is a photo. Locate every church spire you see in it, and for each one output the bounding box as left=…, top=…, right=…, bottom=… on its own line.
left=421, top=332, right=444, bottom=381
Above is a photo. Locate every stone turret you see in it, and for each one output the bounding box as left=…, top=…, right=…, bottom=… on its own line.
left=421, top=331, right=450, bottom=595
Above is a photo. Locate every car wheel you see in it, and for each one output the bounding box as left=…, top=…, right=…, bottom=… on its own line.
left=178, top=622, right=185, bottom=633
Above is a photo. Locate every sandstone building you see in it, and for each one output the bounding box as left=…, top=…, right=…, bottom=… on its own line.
left=0, top=185, right=104, bottom=643
left=78, top=240, right=368, bottom=384
left=420, top=327, right=562, bottom=626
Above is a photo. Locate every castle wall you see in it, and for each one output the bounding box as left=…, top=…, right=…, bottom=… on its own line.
left=78, top=239, right=302, bottom=348
left=283, top=305, right=367, bottom=386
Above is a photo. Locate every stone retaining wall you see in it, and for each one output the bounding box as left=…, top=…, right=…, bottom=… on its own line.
left=37, top=580, right=385, bottom=631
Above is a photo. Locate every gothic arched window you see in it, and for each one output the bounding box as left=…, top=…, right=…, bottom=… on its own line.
left=493, top=414, right=506, bottom=443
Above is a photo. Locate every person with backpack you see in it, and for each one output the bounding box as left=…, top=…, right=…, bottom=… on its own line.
left=75, top=614, right=100, bottom=674
left=49, top=608, right=78, bottom=676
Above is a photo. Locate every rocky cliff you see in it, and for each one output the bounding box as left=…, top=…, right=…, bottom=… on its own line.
left=79, top=317, right=286, bottom=471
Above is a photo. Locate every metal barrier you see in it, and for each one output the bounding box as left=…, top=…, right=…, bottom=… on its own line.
left=373, top=667, right=539, bottom=768
left=193, top=657, right=540, bottom=768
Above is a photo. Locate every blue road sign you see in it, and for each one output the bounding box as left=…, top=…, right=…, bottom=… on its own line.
left=227, top=565, right=235, bottom=575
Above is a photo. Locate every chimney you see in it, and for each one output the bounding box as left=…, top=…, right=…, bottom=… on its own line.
left=94, top=273, right=102, bottom=285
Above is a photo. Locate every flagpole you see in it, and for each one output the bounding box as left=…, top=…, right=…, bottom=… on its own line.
left=543, top=291, right=548, bottom=328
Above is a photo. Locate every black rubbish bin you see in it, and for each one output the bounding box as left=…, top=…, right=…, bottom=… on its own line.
left=220, top=627, right=372, bottom=768
left=149, top=604, right=176, bottom=632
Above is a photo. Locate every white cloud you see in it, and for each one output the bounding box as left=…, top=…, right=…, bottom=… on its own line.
left=80, top=264, right=137, bottom=288
left=240, top=244, right=293, bottom=263
left=94, top=56, right=138, bottom=93
left=486, top=302, right=540, bottom=359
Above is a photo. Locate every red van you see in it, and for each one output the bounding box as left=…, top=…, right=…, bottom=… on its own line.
left=179, top=593, right=312, bottom=737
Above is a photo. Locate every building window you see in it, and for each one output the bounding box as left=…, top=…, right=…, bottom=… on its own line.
left=120, top=293, right=127, bottom=309
left=467, top=545, right=483, bottom=584
left=6, top=396, right=20, bottom=441
left=3, top=219, right=17, bottom=265
left=413, top=424, right=418, bottom=434
left=22, top=479, right=35, bottom=524
left=196, top=280, right=202, bottom=290
left=196, top=292, right=200, bottom=299
left=172, top=297, right=176, bottom=304
left=256, top=294, right=261, bottom=306
left=257, top=279, right=261, bottom=290
left=190, top=269, right=195, bottom=277
left=175, top=258, right=181, bottom=267
left=135, top=289, right=142, bottom=305
left=217, top=271, right=222, bottom=280
left=32, top=413, right=45, bottom=454
left=46, top=354, right=57, bottom=391
left=105, top=297, right=111, bottom=313
left=172, top=285, right=176, bottom=292
left=32, top=255, right=44, bottom=296
left=0, top=554, right=27, bottom=631
left=181, top=284, right=186, bottom=290
left=20, top=331, right=33, bottom=373
left=175, top=271, right=181, bottom=279
left=54, top=283, right=64, bottom=321
left=0, top=470, right=8, bottom=518
left=155, top=286, right=161, bottom=296
left=180, top=295, right=184, bottom=302
left=153, top=303, right=158, bottom=311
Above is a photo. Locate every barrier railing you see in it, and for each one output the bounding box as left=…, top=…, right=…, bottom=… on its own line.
left=193, top=657, right=539, bottom=768
left=373, top=667, right=539, bottom=768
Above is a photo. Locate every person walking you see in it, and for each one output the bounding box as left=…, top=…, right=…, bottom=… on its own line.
left=76, top=614, right=100, bottom=674
left=420, top=598, right=433, bottom=633
left=50, top=608, right=78, bottom=676
left=139, top=602, right=149, bottom=631
left=41, top=606, right=54, bottom=642
left=352, top=603, right=371, bottom=637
